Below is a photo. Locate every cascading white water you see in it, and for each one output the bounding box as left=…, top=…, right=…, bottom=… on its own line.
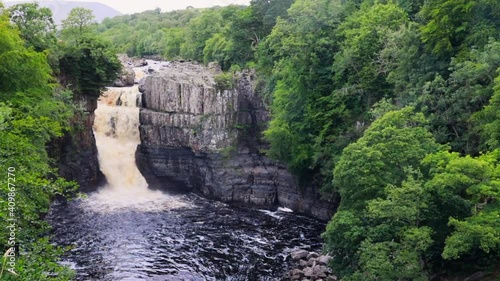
left=93, top=85, right=145, bottom=189
left=89, top=80, right=187, bottom=212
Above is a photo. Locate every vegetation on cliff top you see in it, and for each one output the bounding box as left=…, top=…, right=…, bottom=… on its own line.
left=0, top=2, right=119, bottom=280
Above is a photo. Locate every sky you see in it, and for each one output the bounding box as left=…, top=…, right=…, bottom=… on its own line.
left=55, top=0, right=251, bottom=14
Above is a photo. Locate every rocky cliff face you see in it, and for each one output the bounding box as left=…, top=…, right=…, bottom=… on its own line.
left=136, top=62, right=335, bottom=220
left=50, top=93, right=105, bottom=192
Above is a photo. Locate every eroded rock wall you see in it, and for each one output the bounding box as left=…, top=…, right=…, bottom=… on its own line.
left=136, top=62, right=335, bottom=220
left=49, top=93, right=105, bottom=192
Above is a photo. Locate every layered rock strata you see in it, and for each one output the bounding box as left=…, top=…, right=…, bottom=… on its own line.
left=136, top=62, right=335, bottom=220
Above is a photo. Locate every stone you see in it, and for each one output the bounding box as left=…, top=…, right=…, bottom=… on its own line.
left=137, top=59, right=148, bottom=67
left=117, top=53, right=147, bottom=68
left=316, top=255, right=331, bottom=265
left=291, top=250, right=309, bottom=260
left=307, top=252, right=320, bottom=260
left=113, top=67, right=135, bottom=87
left=312, top=265, right=328, bottom=278
left=208, top=61, right=221, bottom=72
left=299, top=259, right=308, bottom=268
left=290, top=269, right=304, bottom=280
left=303, top=267, right=314, bottom=278
left=306, top=258, right=316, bottom=267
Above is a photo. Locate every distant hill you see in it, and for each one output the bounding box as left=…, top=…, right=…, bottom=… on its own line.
left=4, top=1, right=122, bottom=24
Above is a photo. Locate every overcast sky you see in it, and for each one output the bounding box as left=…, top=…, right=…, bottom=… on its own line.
left=57, top=0, right=250, bottom=14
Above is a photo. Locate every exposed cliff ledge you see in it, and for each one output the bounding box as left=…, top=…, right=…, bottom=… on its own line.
left=136, top=62, right=335, bottom=220
left=49, top=93, right=105, bottom=192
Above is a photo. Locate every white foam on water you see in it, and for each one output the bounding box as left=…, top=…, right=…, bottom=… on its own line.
left=258, top=209, right=283, bottom=219
left=277, top=207, right=293, bottom=213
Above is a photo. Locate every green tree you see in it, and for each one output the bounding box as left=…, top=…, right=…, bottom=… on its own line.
left=180, top=9, right=224, bottom=61
left=323, top=107, right=443, bottom=277
left=262, top=0, right=344, bottom=184
left=419, top=0, right=500, bottom=56
left=333, top=2, right=408, bottom=112
left=352, top=175, right=433, bottom=281
left=250, top=0, right=295, bottom=36
left=333, top=107, right=443, bottom=211
left=162, top=27, right=185, bottom=60
left=59, top=8, right=120, bottom=97
left=203, top=32, right=231, bottom=68
left=58, top=35, right=121, bottom=97
left=474, top=70, right=500, bottom=150
left=8, top=2, right=56, bottom=51
left=211, top=6, right=258, bottom=69
left=423, top=150, right=500, bottom=262
left=61, top=7, right=97, bottom=42
left=0, top=13, right=76, bottom=280
left=419, top=39, right=500, bottom=154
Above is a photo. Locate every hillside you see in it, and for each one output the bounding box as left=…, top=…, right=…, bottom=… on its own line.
left=4, top=1, right=121, bottom=23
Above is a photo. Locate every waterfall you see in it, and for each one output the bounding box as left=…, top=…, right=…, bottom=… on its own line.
left=89, top=83, right=187, bottom=212
left=93, top=86, right=145, bottom=190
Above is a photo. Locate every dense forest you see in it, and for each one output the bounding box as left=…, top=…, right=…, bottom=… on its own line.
left=0, top=2, right=119, bottom=280
left=0, top=0, right=499, bottom=280
left=96, top=0, right=500, bottom=279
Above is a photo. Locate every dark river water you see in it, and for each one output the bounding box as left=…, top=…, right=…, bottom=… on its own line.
left=47, top=192, right=325, bottom=281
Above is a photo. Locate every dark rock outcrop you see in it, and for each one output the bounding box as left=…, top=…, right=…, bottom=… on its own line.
left=136, top=62, right=335, bottom=220
left=49, top=93, right=104, bottom=192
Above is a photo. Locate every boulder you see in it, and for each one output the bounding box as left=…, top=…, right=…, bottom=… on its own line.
left=113, top=67, right=135, bottom=87
left=307, top=252, right=320, bottom=260
left=290, top=269, right=304, bottom=280
left=133, top=58, right=148, bottom=67
left=312, top=265, right=329, bottom=278
left=316, top=255, right=331, bottom=265
left=291, top=250, right=309, bottom=260
left=303, top=267, right=314, bottom=278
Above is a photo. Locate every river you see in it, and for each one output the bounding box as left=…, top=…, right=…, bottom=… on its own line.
left=47, top=64, right=325, bottom=281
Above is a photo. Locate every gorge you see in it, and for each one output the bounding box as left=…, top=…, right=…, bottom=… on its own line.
left=47, top=61, right=332, bottom=280
left=4, top=1, right=500, bottom=279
